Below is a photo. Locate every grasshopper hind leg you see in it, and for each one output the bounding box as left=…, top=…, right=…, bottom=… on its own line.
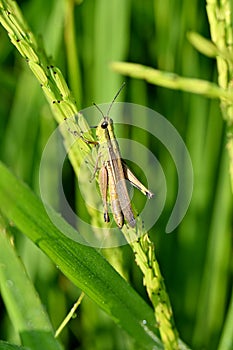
left=99, top=165, right=124, bottom=228
left=99, top=166, right=110, bottom=223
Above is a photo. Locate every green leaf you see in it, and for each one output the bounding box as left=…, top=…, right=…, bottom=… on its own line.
left=0, top=161, right=162, bottom=350
left=0, top=340, right=28, bottom=350
left=0, top=219, right=64, bottom=350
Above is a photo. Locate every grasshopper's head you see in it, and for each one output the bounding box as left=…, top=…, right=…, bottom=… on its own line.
left=96, top=117, right=113, bottom=139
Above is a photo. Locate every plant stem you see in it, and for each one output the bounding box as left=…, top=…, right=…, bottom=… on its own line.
left=206, top=0, right=233, bottom=190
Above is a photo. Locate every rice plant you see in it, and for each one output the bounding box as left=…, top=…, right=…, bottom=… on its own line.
left=0, top=1, right=232, bottom=350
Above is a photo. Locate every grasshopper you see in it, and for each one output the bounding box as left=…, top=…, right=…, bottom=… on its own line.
left=91, top=83, right=154, bottom=228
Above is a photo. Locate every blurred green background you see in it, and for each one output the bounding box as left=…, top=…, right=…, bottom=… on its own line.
left=0, top=0, right=232, bottom=349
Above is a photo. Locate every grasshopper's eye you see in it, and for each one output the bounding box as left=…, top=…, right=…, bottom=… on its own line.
left=101, top=120, right=108, bottom=129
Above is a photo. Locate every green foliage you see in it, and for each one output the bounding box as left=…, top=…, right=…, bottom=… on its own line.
left=0, top=162, right=161, bottom=349
left=0, top=0, right=232, bottom=350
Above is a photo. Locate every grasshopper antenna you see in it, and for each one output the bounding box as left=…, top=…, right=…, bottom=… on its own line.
left=93, top=102, right=105, bottom=119
left=106, top=82, right=126, bottom=117
left=93, top=82, right=126, bottom=120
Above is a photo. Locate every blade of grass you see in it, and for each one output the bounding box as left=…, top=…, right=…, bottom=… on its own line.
left=218, top=285, right=233, bottom=350
left=54, top=292, right=85, bottom=338
left=0, top=161, right=163, bottom=350
left=0, top=216, right=64, bottom=350
left=0, top=341, right=28, bottom=350
left=192, top=150, right=232, bottom=348
left=93, top=0, right=130, bottom=102
left=64, top=0, right=82, bottom=107
left=2, top=72, right=42, bottom=182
